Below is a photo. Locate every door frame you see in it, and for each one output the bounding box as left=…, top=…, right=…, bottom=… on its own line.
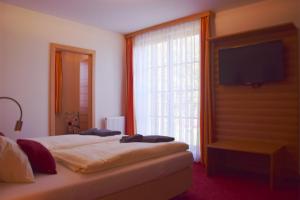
left=49, top=43, right=96, bottom=136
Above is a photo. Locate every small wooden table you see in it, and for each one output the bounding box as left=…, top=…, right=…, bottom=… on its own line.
left=207, top=140, right=285, bottom=189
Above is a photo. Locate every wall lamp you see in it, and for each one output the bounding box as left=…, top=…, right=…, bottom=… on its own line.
left=0, top=96, right=23, bottom=131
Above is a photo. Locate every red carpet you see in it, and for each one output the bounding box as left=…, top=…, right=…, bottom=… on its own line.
left=173, top=164, right=300, bottom=200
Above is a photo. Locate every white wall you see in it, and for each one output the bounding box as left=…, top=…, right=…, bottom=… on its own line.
left=214, top=0, right=300, bottom=173
left=0, top=2, right=125, bottom=140
left=215, top=0, right=300, bottom=36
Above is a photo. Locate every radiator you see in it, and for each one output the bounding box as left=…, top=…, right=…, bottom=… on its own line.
left=105, top=116, right=125, bottom=135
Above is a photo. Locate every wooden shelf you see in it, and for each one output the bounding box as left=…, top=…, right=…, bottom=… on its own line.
left=207, top=140, right=285, bottom=155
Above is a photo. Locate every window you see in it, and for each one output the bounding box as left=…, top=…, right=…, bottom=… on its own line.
left=133, top=21, right=201, bottom=161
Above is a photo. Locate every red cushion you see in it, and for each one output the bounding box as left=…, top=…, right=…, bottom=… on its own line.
left=0, top=132, right=5, bottom=137
left=17, top=139, right=57, bottom=174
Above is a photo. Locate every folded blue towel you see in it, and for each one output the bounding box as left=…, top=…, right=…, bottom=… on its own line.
left=120, top=134, right=143, bottom=143
left=142, top=135, right=174, bottom=143
left=120, top=134, right=174, bottom=143
left=80, top=128, right=121, bottom=137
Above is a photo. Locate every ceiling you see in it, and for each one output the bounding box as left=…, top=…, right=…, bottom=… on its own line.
left=1, top=0, right=263, bottom=34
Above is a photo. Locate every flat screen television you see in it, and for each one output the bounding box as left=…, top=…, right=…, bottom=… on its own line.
left=219, top=40, right=284, bottom=85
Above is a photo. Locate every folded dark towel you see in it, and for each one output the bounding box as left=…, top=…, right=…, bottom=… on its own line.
left=79, top=128, right=97, bottom=135
left=120, top=134, right=174, bottom=143
left=142, top=135, right=174, bottom=143
left=80, top=128, right=121, bottom=137
left=120, top=134, right=143, bottom=143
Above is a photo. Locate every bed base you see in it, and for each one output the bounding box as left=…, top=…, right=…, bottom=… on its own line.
left=98, top=166, right=192, bottom=200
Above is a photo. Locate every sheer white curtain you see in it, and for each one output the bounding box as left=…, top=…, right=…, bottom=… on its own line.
left=133, top=20, right=201, bottom=161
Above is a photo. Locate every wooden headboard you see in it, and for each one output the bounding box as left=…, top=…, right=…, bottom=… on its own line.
left=210, top=23, right=299, bottom=176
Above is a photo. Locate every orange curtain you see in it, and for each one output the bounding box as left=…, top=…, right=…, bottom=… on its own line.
left=200, top=14, right=213, bottom=165
left=125, top=37, right=136, bottom=136
left=55, top=52, right=63, bottom=113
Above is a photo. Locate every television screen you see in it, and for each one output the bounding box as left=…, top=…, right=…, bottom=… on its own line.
left=219, top=40, right=284, bottom=85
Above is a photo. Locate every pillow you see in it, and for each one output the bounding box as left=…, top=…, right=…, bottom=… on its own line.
left=0, top=137, right=34, bottom=183
left=17, top=139, right=57, bottom=174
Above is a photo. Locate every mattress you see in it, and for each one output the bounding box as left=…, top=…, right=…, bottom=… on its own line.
left=0, top=151, right=193, bottom=200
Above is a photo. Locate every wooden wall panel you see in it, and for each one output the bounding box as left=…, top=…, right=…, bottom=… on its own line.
left=211, top=23, right=299, bottom=176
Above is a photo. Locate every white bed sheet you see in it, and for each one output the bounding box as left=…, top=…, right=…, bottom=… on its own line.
left=0, top=151, right=193, bottom=200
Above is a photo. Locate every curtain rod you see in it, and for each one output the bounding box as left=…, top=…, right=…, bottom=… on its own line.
left=125, top=11, right=213, bottom=38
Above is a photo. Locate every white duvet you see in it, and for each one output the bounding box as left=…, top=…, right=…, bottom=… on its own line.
left=52, top=140, right=189, bottom=173
left=29, top=134, right=189, bottom=174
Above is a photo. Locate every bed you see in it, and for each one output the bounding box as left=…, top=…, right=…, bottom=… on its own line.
left=0, top=135, right=193, bottom=200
